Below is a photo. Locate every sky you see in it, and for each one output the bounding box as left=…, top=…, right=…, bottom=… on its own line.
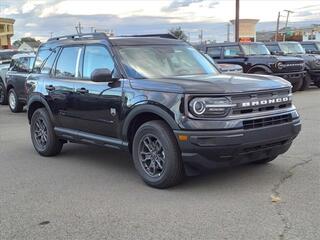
left=1, top=0, right=320, bottom=43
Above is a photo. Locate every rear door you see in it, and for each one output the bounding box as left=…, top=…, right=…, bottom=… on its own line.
left=71, top=44, right=123, bottom=138
left=48, top=46, right=83, bottom=129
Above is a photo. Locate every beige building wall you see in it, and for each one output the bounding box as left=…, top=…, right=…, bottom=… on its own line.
left=0, top=18, right=15, bottom=49
left=230, top=19, right=259, bottom=42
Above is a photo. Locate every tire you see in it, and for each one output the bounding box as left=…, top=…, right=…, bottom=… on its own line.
left=314, top=80, right=320, bottom=88
left=0, top=80, right=8, bottom=105
left=252, top=156, right=278, bottom=164
left=30, top=108, right=63, bottom=156
left=291, top=78, right=303, bottom=92
left=299, top=73, right=311, bottom=91
left=252, top=71, right=268, bottom=75
left=8, top=89, right=23, bottom=113
left=132, top=120, right=184, bottom=188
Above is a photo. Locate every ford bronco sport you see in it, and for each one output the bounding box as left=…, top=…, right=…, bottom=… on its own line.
left=26, top=33, right=301, bottom=188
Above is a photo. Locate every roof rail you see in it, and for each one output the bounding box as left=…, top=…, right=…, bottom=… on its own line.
left=119, top=33, right=178, bottom=40
left=47, top=32, right=109, bottom=42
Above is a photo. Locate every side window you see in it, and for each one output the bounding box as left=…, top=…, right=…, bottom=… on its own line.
left=83, top=45, right=115, bottom=79
left=34, top=48, right=60, bottom=74
left=266, top=45, right=281, bottom=53
left=206, top=47, right=222, bottom=58
left=12, top=58, right=29, bottom=72
left=55, top=47, right=82, bottom=78
left=302, top=44, right=317, bottom=51
left=223, top=46, right=243, bottom=57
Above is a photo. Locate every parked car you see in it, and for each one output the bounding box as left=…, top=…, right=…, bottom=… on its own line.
left=204, top=42, right=306, bottom=92
left=5, top=53, right=35, bottom=112
left=265, top=41, right=320, bottom=89
left=0, top=49, right=21, bottom=65
left=300, top=41, right=320, bottom=54
left=26, top=33, right=301, bottom=188
left=0, top=50, right=22, bottom=105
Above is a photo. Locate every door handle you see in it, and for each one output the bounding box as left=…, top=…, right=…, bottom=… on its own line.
left=45, top=85, right=55, bottom=91
left=76, top=88, right=89, bottom=94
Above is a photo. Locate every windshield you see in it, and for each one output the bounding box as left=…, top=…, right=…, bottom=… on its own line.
left=279, top=42, right=306, bottom=54
left=118, top=45, right=219, bottom=79
left=241, top=44, right=270, bottom=55
left=316, top=43, right=320, bottom=51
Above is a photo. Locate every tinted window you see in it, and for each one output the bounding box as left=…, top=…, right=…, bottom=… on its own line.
left=34, top=48, right=59, bottom=74
left=55, top=47, right=82, bottom=78
left=83, top=45, right=114, bottom=79
left=223, top=46, right=243, bottom=57
left=302, top=44, right=317, bottom=51
left=266, top=45, right=281, bottom=53
left=206, top=47, right=222, bottom=58
left=12, top=57, right=29, bottom=72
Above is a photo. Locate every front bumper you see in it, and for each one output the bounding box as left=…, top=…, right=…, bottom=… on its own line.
left=174, top=112, right=301, bottom=175
left=274, top=71, right=305, bottom=84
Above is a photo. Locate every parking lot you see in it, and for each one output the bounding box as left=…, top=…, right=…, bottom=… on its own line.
left=0, top=88, right=319, bottom=240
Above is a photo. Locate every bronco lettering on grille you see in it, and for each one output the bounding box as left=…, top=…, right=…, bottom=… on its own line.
left=241, top=97, right=290, bottom=107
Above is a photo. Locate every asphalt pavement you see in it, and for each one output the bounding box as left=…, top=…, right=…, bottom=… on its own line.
left=0, top=89, right=319, bottom=240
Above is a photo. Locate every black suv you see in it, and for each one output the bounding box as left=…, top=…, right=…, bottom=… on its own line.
left=265, top=41, right=320, bottom=88
left=204, top=42, right=305, bottom=92
left=300, top=41, right=320, bottom=54
left=26, top=33, right=301, bottom=188
left=5, top=53, right=35, bottom=112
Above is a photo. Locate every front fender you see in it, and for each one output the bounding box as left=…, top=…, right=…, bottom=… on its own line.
left=121, top=102, right=180, bottom=140
left=248, top=65, right=272, bottom=74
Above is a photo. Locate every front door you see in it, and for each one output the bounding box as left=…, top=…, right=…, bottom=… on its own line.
left=70, top=45, right=123, bottom=139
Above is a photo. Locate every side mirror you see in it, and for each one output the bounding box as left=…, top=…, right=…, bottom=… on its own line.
left=91, top=68, right=115, bottom=82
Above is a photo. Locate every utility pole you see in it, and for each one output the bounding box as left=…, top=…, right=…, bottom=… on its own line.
left=75, top=22, right=83, bottom=34
left=49, top=32, right=54, bottom=38
left=199, top=29, right=203, bottom=44
left=235, top=0, right=240, bottom=42
left=227, top=23, right=230, bottom=42
left=275, top=12, right=281, bottom=41
left=283, top=9, right=294, bottom=41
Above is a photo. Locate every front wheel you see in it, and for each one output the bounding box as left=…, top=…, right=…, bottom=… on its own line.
left=299, top=73, right=311, bottom=91
left=8, top=89, right=24, bottom=113
left=0, top=80, right=8, bottom=105
left=292, top=78, right=303, bottom=92
left=31, top=108, right=63, bottom=156
left=132, top=120, right=184, bottom=188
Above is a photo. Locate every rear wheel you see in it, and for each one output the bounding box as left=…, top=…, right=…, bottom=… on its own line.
left=299, top=73, right=311, bottom=91
left=0, top=80, right=7, bottom=105
left=31, top=108, right=63, bottom=156
left=132, top=120, right=184, bottom=188
left=8, top=89, right=23, bottom=113
left=314, top=79, right=320, bottom=88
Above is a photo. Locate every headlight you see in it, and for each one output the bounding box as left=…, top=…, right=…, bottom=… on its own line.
left=276, top=62, right=284, bottom=69
left=189, top=97, right=235, bottom=118
left=315, top=58, right=320, bottom=65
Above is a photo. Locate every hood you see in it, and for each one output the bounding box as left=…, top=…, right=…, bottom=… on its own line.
left=129, top=73, right=291, bottom=94
left=246, top=54, right=303, bottom=63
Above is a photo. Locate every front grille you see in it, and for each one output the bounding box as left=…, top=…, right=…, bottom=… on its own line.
left=231, top=89, right=292, bottom=115
left=274, top=61, right=305, bottom=73
left=243, top=114, right=292, bottom=130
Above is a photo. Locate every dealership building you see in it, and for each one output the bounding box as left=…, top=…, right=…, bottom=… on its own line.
left=0, top=18, right=15, bottom=49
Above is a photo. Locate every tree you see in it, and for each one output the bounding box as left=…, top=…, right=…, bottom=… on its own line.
left=169, top=27, right=188, bottom=41
left=13, top=37, right=41, bottom=48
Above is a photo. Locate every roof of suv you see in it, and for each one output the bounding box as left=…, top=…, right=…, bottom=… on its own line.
left=205, top=42, right=266, bottom=47
left=42, top=33, right=187, bottom=48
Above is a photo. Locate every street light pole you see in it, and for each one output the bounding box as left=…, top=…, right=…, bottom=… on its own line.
left=235, top=0, right=240, bottom=42
left=275, top=12, right=281, bottom=41
left=283, top=9, right=293, bottom=41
